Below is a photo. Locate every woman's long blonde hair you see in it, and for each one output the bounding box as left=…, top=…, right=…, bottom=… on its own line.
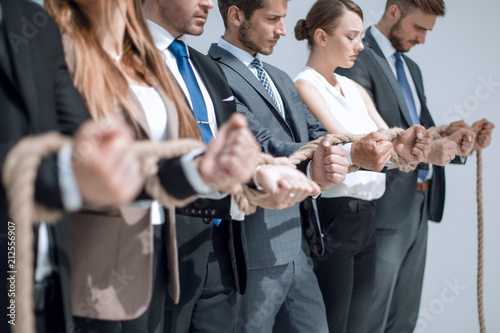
left=45, top=0, right=200, bottom=139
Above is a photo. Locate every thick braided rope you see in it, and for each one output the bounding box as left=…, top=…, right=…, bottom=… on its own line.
left=476, top=149, right=486, bottom=333
left=237, top=127, right=422, bottom=214
left=2, top=133, right=69, bottom=333
left=431, top=124, right=487, bottom=332
left=427, top=125, right=448, bottom=140
left=2, top=132, right=205, bottom=333
left=288, top=128, right=417, bottom=175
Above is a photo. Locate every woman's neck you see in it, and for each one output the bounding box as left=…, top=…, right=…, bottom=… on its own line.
left=81, top=1, right=126, bottom=61
left=306, top=49, right=339, bottom=88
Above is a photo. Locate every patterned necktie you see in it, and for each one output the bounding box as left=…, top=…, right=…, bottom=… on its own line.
left=250, top=58, right=284, bottom=119
left=394, top=52, right=428, bottom=182
left=169, top=39, right=213, bottom=144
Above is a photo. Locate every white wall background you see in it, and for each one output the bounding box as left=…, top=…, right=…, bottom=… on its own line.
left=188, top=1, right=500, bottom=332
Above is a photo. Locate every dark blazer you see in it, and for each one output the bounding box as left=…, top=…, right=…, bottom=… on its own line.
left=167, top=46, right=248, bottom=305
left=208, top=44, right=328, bottom=269
left=0, top=0, right=91, bottom=331
left=336, top=27, right=449, bottom=225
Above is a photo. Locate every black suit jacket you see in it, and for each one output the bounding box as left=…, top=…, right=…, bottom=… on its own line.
left=165, top=46, right=249, bottom=307
left=336, top=27, right=451, bottom=225
left=0, top=0, right=91, bottom=331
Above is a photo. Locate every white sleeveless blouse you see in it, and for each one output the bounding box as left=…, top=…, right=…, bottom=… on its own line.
left=295, top=67, right=386, bottom=200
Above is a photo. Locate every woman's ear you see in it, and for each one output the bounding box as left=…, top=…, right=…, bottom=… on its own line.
left=314, top=28, right=328, bottom=47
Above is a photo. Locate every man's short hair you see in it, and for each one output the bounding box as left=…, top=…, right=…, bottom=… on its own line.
left=218, top=0, right=267, bottom=29
left=386, top=0, right=446, bottom=17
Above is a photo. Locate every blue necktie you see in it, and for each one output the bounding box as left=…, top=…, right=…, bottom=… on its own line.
left=394, top=52, right=428, bottom=182
left=169, top=40, right=213, bottom=145
left=170, top=40, right=221, bottom=226
left=250, top=58, right=284, bottom=119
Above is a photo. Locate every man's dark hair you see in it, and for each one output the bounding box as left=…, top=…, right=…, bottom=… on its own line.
left=218, top=0, right=267, bottom=29
left=386, top=0, right=446, bottom=17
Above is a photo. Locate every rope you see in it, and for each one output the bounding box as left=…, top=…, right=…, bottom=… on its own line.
left=427, top=124, right=488, bottom=332
left=2, top=132, right=205, bottom=333
left=476, top=149, right=486, bottom=333
left=287, top=128, right=419, bottom=176
left=431, top=124, right=487, bottom=332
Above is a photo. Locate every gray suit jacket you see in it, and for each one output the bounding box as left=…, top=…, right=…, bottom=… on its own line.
left=336, top=27, right=449, bottom=226
left=208, top=44, right=327, bottom=269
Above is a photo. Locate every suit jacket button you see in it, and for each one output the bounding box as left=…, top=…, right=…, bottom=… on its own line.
left=197, top=210, right=204, bottom=215
left=203, top=218, right=213, bottom=224
left=211, top=210, right=218, bottom=216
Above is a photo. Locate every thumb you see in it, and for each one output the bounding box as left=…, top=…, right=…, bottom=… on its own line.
left=399, top=127, right=416, bottom=142
left=216, top=113, right=249, bottom=144
left=99, top=120, right=134, bottom=148
left=227, top=113, right=249, bottom=131
left=320, top=134, right=333, bottom=149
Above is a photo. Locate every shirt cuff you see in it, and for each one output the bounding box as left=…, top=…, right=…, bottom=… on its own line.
left=306, top=161, right=321, bottom=200
left=58, top=144, right=83, bottom=212
left=180, top=148, right=226, bottom=198
left=343, top=143, right=353, bottom=165
left=230, top=196, right=245, bottom=221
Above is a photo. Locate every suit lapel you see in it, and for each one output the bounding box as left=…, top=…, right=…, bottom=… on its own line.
left=2, top=0, right=39, bottom=129
left=127, top=88, right=153, bottom=139
left=189, top=48, right=229, bottom=127
left=209, top=44, right=293, bottom=135
left=152, top=79, right=180, bottom=304
left=364, top=28, right=413, bottom=127
left=265, top=66, right=298, bottom=141
left=157, top=88, right=179, bottom=140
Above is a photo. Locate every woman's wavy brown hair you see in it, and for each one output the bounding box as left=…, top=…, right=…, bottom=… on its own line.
left=44, top=0, right=200, bottom=140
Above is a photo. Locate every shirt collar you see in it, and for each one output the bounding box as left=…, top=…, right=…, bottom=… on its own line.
left=147, top=20, right=190, bottom=56
left=217, top=37, right=259, bottom=68
left=370, top=25, right=398, bottom=61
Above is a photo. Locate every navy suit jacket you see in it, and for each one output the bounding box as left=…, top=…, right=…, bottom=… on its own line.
left=336, top=27, right=454, bottom=225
